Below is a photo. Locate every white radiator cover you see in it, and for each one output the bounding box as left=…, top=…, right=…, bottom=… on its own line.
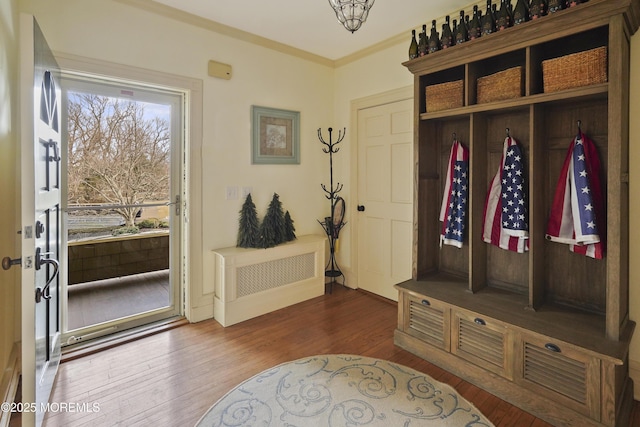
left=212, top=235, right=326, bottom=326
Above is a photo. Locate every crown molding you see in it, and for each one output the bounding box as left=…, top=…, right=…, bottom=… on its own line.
left=114, top=0, right=336, bottom=68
left=114, top=0, right=487, bottom=70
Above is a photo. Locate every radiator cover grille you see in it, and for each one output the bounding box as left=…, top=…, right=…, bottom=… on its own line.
left=236, top=252, right=315, bottom=297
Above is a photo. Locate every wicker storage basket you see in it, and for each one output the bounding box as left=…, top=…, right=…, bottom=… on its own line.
left=426, top=80, right=464, bottom=112
left=477, top=66, right=523, bottom=104
left=542, top=46, right=607, bottom=93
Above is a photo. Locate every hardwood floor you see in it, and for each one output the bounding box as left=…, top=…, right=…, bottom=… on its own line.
left=44, top=285, right=640, bottom=427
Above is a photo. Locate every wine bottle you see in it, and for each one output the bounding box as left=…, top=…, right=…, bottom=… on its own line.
left=513, top=0, right=529, bottom=24
left=529, top=0, right=547, bottom=19
left=452, top=19, right=458, bottom=46
left=469, top=5, right=482, bottom=40
left=481, top=0, right=496, bottom=35
left=409, top=30, right=418, bottom=59
left=441, top=15, right=453, bottom=49
left=428, top=20, right=441, bottom=53
left=455, top=10, right=468, bottom=44
left=497, top=0, right=511, bottom=30
left=418, top=25, right=428, bottom=57
left=548, top=0, right=565, bottom=13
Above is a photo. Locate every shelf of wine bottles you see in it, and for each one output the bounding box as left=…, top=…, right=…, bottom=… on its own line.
left=408, top=0, right=589, bottom=60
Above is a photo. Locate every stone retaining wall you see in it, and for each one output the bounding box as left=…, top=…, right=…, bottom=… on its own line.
left=68, top=233, right=169, bottom=284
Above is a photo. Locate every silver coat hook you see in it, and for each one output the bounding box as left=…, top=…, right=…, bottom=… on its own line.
left=577, top=120, right=582, bottom=139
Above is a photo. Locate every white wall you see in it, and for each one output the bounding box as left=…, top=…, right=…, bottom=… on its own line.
left=0, top=0, right=19, bottom=394
left=21, top=0, right=334, bottom=320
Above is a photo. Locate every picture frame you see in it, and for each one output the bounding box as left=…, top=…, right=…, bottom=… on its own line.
left=251, top=105, right=300, bottom=164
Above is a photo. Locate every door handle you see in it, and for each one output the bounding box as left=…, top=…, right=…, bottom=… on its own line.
left=357, top=205, right=365, bottom=212
left=35, top=247, right=59, bottom=303
left=1, top=257, right=21, bottom=270
left=42, top=139, right=61, bottom=162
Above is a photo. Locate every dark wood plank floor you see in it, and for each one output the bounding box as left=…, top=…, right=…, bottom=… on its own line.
left=44, top=285, right=640, bottom=427
left=67, top=270, right=170, bottom=330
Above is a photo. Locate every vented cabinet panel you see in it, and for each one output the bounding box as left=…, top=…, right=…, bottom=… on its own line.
left=236, top=253, right=315, bottom=297
left=452, top=310, right=512, bottom=379
left=516, top=332, right=601, bottom=420
left=402, top=293, right=450, bottom=351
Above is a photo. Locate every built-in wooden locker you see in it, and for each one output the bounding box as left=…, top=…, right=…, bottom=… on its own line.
left=394, top=1, right=640, bottom=425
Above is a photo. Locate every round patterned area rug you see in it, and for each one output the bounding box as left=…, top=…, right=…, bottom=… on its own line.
left=195, top=354, right=494, bottom=426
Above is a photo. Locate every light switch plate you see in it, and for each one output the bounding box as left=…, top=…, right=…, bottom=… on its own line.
left=226, top=186, right=238, bottom=200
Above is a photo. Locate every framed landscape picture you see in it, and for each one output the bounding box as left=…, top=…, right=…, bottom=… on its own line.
left=251, top=106, right=300, bottom=164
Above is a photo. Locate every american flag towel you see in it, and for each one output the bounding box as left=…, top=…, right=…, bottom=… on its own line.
left=545, top=132, right=604, bottom=259
left=482, top=136, right=529, bottom=253
left=440, top=140, right=469, bottom=248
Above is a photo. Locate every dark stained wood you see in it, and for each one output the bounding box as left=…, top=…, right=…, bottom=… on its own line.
left=41, top=287, right=640, bottom=427
left=629, top=401, right=640, bottom=427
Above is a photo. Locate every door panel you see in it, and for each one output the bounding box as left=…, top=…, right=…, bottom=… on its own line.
left=391, top=220, right=413, bottom=279
left=391, top=143, right=412, bottom=203
left=365, top=145, right=386, bottom=201
left=364, top=217, right=385, bottom=274
left=20, top=15, right=62, bottom=427
left=357, top=99, right=413, bottom=301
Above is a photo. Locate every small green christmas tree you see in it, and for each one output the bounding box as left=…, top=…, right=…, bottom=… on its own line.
left=237, top=193, right=261, bottom=248
left=284, top=211, right=296, bottom=242
left=260, top=193, right=286, bottom=248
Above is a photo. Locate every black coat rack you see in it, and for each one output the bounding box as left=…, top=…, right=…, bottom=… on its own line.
left=318, top=127, right=346, bottom=293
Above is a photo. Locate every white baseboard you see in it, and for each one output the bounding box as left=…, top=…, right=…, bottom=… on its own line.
left=189, top=302, right=214, bottom=323
left=0, top=343, right=21, bottom=427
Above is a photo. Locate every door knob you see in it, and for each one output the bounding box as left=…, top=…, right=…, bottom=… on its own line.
left=2, top=257, right=21, bottom=270
left=357, top=205, right=365, bottom=212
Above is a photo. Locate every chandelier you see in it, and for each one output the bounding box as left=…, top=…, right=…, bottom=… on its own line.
left=328, top=0, right=375, bottom=33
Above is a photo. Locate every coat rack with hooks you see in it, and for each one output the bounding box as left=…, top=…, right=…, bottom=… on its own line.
left=317, top=127, right=346, bottom=293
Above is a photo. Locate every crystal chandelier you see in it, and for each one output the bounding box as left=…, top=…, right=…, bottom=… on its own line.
left=328, top=0, right=375, bottom=33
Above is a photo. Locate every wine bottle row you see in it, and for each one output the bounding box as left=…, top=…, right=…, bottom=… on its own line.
left=408, top=0, right=589, bottom=60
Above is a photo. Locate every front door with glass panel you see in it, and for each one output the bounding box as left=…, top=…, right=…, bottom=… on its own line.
left=19, top=15, right=63, bottom=427
left=60, top=75, right=184, bottom=344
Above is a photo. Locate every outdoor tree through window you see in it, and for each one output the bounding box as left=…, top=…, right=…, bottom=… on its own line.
left=67, top=93, right=171, bottom=228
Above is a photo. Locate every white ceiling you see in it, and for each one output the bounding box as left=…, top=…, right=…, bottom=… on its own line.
left=151, top=0, right=476, bottom=61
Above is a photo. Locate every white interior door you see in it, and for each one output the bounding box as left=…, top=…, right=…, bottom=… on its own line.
left=20, top=15, right=62, bottom=427
left=357, top=99, right=413, bottom=301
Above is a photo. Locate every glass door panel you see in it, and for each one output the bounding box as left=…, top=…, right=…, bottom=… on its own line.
left=60, top=75, right=183, bottom=344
